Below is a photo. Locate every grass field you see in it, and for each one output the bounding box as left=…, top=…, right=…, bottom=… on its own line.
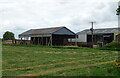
left=0, top=40, right=2, bottom=77
left=1, top=44, right=119, bottom=76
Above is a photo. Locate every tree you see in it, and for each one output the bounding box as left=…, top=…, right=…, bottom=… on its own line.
left=3, top=31, right=15, bottom=40
left=116, top=6, right=120, bottom=15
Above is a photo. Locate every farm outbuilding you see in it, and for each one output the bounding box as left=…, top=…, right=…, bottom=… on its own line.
left=71, top=27, right=120, bottom=45
left=19, top=26, right=76, bottom=46
left=116, top=34, right=120, bottom=41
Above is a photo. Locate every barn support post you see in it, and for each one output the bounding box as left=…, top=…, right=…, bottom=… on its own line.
left=46, top=37, right=47, bottom=46
left=40, top=37, right=42, bottom=45
left=21, top=38, right=22, bottom=41
left=39, top=37, right=41, bottom=45
left=51, top=35, right=52, bottom=46
left=38, top=37, right=40, bottom=45
left=33, top=37, right=35, bottom=45
left=42, top=35, right=43, bottom=45
left=32, top=37, right=34, bottom=44
left=20, top=37, right=23, bottom=44
left=48, top=37, right=51, bottom=46
left=23, top=37, right=25, bottom=44
left=30, top=37, right=32, bottom=44
left=37, top=37, right=39, bottom=45
left=48, top=37, right=50, bottom=46
left=75, top=35, right=77, bottom=46
left=47, top=37, right=49, bottom=46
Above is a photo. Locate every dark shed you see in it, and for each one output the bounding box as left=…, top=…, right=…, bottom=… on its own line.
left=19, top=26, right=76, bottom=46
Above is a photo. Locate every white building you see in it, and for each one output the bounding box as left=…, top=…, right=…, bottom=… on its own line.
left=71, top=28, right=120, bottom=44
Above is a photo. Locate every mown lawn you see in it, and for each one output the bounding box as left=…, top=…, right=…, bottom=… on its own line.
left=1, top=44, right=119, bottom=76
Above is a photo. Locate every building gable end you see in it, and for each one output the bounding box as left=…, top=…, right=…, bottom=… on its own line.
left=53, top=27, right=75, bottom=35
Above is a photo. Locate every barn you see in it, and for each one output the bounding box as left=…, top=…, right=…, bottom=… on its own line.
left=19, top=26, right=76, bottom=46
left=72, top=27, right=120, bottom=45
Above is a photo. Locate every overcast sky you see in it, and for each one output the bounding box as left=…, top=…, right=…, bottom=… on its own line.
left=0, top=0, right=119, bottom=38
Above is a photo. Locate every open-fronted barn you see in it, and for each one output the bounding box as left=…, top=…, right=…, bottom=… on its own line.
left=19, top=26, right=76, bottom=46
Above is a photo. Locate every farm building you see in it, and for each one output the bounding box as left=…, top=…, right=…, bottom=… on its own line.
left=19, top=26, right=76, bottom=46
left=71, top=27, right=120, bottom=45
left=114, top=31, right=120, bottom=42
left=116, top=34, right=120, bottom=41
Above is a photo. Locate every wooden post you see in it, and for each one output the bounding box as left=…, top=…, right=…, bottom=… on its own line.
left=40, top=37, right=42, bottom=45
left=38, top=37, right=40, bottom=45
left=30, top=37, right=32, bottom=44
left=51, top=35, right=52, bottom=46
left=46, top=37, right=47, bottom=46
left=33, top=37, right=35, bottom=45
left=23, top=37, right=25, bottom=44
left=21, top=38, right=22, bottom=44
left=42, top=36, right=43, bottom=45
left=75, top=35, right=77, bottom=46
left=37, top=37, right=39, bottom=45
left=21, top=38, right=22, bottom=42
left=48, top=37, right=50, bottom=46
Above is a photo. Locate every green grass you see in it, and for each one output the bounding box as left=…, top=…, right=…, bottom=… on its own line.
left=2, top=44, right=119, bottom=76
left=44, top=63, right=118, bottom=76
left=0, top=40, right=2, bottom=77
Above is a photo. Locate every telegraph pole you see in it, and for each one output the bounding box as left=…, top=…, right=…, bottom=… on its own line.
left=89, top=21, right=96, bottom=45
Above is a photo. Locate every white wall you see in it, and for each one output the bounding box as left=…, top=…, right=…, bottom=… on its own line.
left=69, top=34, right=87, bottom=42
left=77, top=34, right=87, bottom=42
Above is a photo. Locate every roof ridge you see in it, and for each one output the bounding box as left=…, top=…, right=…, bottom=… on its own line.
left=31, top=26, right=65, bottom=30
left=77, top=27, right=120, bottom=34
left=19, top=26, right=76, bottom=37
left=85, top=27, right=120, bottom=30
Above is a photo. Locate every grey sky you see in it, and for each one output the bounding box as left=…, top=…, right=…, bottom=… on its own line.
left=0, top=0, right=119, bottom=38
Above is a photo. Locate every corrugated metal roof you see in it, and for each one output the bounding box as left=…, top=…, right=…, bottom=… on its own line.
left=19, top=26, right=75, bottom=37
left=19, top=27, right=64, bottom=36
left=77, top=28, right=120, bottom=35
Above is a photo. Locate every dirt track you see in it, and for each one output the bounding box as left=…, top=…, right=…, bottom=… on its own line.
left=23, top=60, right=115, bottom=76
left=1, top=58, right=101, bottom=72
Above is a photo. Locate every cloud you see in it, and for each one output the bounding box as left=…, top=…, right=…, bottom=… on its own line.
left=0, top=0, right=119, bottom=38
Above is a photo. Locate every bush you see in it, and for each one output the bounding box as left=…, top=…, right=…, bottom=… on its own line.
left=100, top=42, right=120, bottom=51
left=105, top=42, right=120, bottom=48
